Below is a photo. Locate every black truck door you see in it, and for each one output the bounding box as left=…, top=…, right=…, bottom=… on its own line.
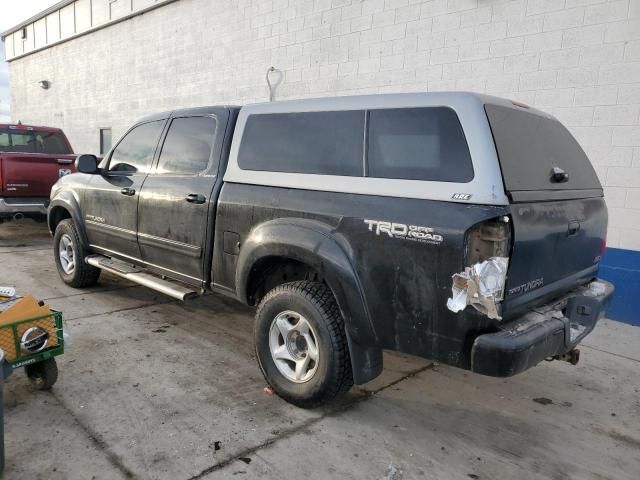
left=84, top=120, right=165, bottom=260
left=137, top=114, right=222, bottom=286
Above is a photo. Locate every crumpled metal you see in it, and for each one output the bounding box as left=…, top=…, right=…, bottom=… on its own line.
left=446, top=257, right=509, bottom=319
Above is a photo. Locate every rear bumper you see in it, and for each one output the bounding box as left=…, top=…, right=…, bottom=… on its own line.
left=0, top=198, right=49, bottom=216
left=471, top=279, right=614, bottom=377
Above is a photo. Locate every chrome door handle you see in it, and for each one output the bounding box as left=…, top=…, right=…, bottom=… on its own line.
left=120, top=187, right=136, bottom=196
left=185, top=193, right=206, bottom=204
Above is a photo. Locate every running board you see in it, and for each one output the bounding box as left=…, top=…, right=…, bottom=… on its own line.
left=85, top=255, right=199, bottom=301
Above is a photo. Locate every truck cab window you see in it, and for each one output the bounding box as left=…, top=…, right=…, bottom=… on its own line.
left=7, top=131, right=37, bottom=152
left=156, top=116, right=217, bottom=175
left=109, top=121, right=163, bottom=174
left=35, top=132, right=71, bottom=154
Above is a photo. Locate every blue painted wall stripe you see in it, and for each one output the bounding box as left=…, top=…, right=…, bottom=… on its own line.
left=599, top=247, right=640, bottom=326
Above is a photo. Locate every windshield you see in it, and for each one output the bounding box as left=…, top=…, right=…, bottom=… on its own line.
left=0, top=129, right=72, bottom=154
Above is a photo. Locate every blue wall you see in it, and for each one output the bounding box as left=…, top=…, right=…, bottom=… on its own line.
left=599, top=247, right=640, bottom=326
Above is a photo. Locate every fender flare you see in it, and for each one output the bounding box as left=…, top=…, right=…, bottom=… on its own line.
left=47, top=191, right=89, bottom=248
left=236, top=218, right=383, bottom=384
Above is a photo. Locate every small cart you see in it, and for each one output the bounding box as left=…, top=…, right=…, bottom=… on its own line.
left=0, top=310, right=64, bottom=389
left=1, top=310, right=65, bottom=474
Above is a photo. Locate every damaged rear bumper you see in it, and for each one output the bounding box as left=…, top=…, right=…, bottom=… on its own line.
left=470, top=279, right=614, bottom=377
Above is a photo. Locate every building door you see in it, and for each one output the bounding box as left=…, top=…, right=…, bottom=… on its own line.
left=84, top=120, right=165, bottom=261
left=137, top=115, right=220, bottom=285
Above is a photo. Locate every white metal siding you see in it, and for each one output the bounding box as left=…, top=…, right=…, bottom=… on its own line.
left=60, top=4, right=76, bottom=39
left=34, top=19, right=47, bottom=50
left=45, top=11, right=61, bottom=44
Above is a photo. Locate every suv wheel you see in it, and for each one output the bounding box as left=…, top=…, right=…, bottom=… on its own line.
left=53, top=219, right=100, bottom=288
left=254, top=281, right=353, bottom=408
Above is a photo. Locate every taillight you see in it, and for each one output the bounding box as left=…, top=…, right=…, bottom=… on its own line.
left=600, top=238, right=607, bottom=257
left=447, top=217, right=513, bottom=320
left=465, top=216, right=512, bottom=266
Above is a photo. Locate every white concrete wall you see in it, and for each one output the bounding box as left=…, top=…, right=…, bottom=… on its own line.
left=5, top=0, right=640, bottom=250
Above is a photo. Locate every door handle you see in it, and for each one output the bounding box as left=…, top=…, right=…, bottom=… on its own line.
left=551, top=166, right=569, bottom=183
left=120, top=187, right=136, bottom=196
left=568, top=221, right=580, bottom=236
left=185, top=193, right=206, bottom=204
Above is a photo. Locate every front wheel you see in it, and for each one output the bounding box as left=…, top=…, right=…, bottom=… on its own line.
left=53, top=219, right=100, bottom=288
left=254, top=281, right=353, bottom=408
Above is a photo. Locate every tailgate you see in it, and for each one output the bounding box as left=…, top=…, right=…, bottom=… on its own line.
left=0, top=153, right=76, bottom=197
left=483, top=102, right=607, bottom=317
left=503, top=197, right=607, bottom=316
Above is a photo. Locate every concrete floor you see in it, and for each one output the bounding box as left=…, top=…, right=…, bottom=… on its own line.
left=1, top=219, right=639, bottom=480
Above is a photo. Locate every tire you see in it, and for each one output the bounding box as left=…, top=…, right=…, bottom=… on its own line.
left=53, top=219, right=100, bottom=288
left=254, top=281, right=353, bottom=408
left=25, top=358, right=59, bottom=390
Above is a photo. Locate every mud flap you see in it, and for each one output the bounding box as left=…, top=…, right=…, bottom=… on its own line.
left=345, top=332, right=383, bottom=385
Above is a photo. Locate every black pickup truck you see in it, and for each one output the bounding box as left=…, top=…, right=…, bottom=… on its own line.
left=48, top=93, right=613, bottom=407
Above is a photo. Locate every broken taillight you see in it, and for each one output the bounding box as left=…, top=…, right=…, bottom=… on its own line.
left=464, top=216, right=512, bottom=266
left=447, top=217, right=512, bottom=319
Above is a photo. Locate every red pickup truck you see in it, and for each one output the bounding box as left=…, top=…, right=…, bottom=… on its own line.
left=0, top=123, right=76, bottom=222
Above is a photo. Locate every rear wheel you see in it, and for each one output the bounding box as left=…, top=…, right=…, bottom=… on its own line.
left=254, top=281, right=353, bottom=408
left=53, top=219, right=100, bottom=288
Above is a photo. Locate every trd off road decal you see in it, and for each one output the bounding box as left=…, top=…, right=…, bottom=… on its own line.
left=364, top=219, right=443, bottom=245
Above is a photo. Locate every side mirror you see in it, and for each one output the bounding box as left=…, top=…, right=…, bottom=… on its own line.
left=76, top=154, right=99, bottom=174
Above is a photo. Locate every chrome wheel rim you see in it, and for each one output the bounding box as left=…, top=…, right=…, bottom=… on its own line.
left=58, top=233, right=75, bottom=274
left=269, top=310, right=320, bottom=383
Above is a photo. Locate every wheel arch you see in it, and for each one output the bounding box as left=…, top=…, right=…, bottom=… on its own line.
left=48, top=191, right=89, bottom=247
left=237, top=218, right=383, bottom=384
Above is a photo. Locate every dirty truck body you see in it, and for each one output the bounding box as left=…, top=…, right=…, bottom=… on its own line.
left=0, top=124, right=75, bottom=221
left=48, top=93, right=613, bottom=407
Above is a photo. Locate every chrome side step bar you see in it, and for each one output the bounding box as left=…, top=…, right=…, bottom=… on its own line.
left=86, top=255, right=199, bottom=301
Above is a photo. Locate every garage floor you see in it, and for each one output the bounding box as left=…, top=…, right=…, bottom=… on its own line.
left=1, top=220, right=639, bottom=480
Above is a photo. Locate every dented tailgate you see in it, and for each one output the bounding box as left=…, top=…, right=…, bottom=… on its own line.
left=1, top=153, right=76, bottom=197
left=502, top=198, right=607, bottom=317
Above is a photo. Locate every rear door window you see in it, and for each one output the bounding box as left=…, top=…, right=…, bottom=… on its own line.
left=156, top=116, right=217, bottom=175
left=238, top=111, right=365, bottom=176
left=367, top=107, right=474, bottom=183
left=485, top=104, right=601, bottom=192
